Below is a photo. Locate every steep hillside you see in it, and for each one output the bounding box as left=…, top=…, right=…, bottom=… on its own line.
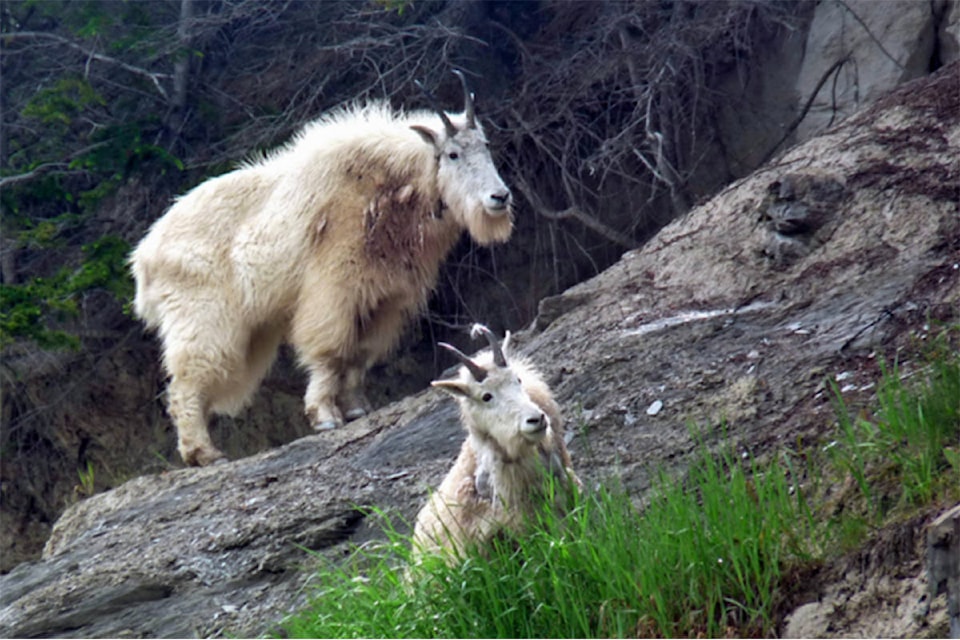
left=4, top=0, right=959, bottom=571
left=1, top=61, right=956, bottom=640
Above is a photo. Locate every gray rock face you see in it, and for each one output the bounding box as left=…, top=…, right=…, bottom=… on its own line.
left=711, top=1, right=958, bottom=183
left=1, top=395, right=461, bottom=638
left=794, top=0, right=945, bottom=141
left=1, top=64, right=957, bottom=639
left=940, top=0, right=960, bottom=64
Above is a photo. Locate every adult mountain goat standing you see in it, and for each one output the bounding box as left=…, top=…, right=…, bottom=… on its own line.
left=131, top=72, right=514, bottom=466
left=412, top=324, right=581, bottom=561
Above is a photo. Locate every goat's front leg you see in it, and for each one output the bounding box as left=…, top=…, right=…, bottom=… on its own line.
left=168, top=377, right=226, bottom=466
left=302, top=358, right=344, bottom=430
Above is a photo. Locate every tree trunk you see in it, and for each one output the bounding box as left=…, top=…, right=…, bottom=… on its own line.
left=169, top=0, right=194, bottom=137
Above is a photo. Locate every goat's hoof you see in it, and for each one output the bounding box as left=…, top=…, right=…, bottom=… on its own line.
left=344, top=407, right=367, bottom=421
left=313, top=420, right=340, bottom=431
left=183, top=447, right=228, bottom=467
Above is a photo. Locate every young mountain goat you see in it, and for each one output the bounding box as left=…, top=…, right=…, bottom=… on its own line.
left=412, top=324, right=581, bottom=560
left=131, top=72, right=514, bottom=466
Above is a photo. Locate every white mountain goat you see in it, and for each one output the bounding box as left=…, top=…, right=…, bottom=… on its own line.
left=412, top=324, right=581, bottom=560
left=130, top=72, right=514, bottom=466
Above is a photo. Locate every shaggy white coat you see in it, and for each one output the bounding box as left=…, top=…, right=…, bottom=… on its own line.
left=131, top=102, right=513, bottom=465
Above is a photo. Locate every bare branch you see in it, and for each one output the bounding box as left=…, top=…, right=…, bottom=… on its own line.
left=835, top=0, right=906, bottom=72
left=514, top=175, right=638, bottom=250
left=2, top=31, right=171, bottom=100
left=0, top=163, right=73, bottom=189
left=758, top=55, right=851, bottom=166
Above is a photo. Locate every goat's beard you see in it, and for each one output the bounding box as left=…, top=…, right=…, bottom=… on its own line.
left=461, top=202, right=514, bottom=246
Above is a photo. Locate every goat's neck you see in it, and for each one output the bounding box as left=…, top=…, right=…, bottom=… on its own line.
left=470, top=429, right=524, bottom=464
left=468, top=431, right=545, bottom=510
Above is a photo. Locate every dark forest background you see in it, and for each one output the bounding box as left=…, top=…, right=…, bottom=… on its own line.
left=1, top=0, right=804, bottom=351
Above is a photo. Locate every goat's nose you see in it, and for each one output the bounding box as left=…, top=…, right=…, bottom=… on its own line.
left=489, top=189, right=511, bottom=208
left=522, top=412, right=546, bottom=439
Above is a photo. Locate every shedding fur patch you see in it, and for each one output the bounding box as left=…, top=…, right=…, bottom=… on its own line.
left=363, top=182, right=437, bottom=269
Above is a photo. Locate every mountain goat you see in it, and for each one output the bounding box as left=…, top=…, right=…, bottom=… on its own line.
left=131, top=72, right=514, bottom=466
left=412, top=324, right=581, bottom=560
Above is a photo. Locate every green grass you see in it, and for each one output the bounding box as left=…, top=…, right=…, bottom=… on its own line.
left=282, top=441, right=820, bottom=638
left=75, top=460, right=96, bottom=498
left=827, top=353, right=960, bottom=518
left=280, top=343, right=960, bottom=639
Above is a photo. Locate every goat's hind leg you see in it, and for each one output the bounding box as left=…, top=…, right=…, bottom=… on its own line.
left=339, top=300, right=409, bottom=422
left=163, top=317, right=256, bottom=466
left=338, top=361, right=372, bottom=421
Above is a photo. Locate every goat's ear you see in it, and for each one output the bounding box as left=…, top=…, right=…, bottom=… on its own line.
left=431, top=379, right=471, bottom=398
left=410, top=124, right=440, bottom=148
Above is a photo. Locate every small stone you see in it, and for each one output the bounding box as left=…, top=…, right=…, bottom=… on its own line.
left=646, top=400, right=663, bottom=416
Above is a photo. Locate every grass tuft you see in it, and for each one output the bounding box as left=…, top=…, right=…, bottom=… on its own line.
left=827, top=353, right=960, bottom=518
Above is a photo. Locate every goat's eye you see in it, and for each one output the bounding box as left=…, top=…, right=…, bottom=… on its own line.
left=448, top=152, right=459, bottom=160
left=481, top=392, right=493, bottom=402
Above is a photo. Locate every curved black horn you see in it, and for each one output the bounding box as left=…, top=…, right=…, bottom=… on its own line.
left=438, top=342, right=488, bottom=382
left=414, top=79, right=457, bottom=138
left=470, top=324, right=507, bottom=368
left=452, top=69, right=476, bottom=129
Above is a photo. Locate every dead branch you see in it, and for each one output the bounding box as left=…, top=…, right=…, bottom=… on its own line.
left=758, top=54, right=851, bottom=166
left=0, top=163, right=74, bottom=189
left=835, top=0, right=906, bottom=72
left=514, top=175, right=638, bottom=250
left=2, top=31, right=172, bottom=101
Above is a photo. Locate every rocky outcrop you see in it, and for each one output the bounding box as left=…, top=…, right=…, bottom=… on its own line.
left=1, top=62, right=956, bottom=639
left=784, top=509, right=955, bottom=638
left=928, top=506, right=960, bottom=638
left=794, top=0, right=946, bottom=141
left=699, top=1, right=957, bottom=183
left=941, top=0, right=960, bottom=64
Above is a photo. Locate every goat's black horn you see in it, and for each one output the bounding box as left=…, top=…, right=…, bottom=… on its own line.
left=470, top=324, right=506, bottom=368
left=438, top=342, right=488, bottom=382
left=452, top=69, right=476, bottom=129
left=414, top=79, right=457, bottom=138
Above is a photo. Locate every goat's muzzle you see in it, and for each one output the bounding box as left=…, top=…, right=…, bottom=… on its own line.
left=521, top=411, right=547, bottom=440
left=484, top=189, right=512, bottom=214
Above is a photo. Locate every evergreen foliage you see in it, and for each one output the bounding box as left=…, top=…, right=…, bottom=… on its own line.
left=0, top=235, right=132, bottom=348
left=2, top=1, right=184, bottom=348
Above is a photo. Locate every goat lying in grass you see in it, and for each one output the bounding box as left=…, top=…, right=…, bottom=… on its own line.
left=412, top=324, right=581, bottom=560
